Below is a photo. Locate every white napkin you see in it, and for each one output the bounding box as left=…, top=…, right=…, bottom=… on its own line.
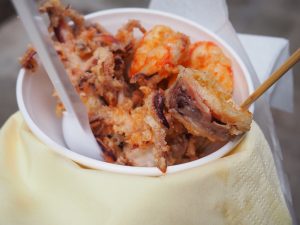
left=149, top=0, right=295, bottom=223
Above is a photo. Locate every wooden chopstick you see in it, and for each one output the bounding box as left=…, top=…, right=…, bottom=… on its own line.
left=241, top=48, right=300, bottom=110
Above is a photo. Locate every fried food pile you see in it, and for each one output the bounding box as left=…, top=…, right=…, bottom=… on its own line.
left=20, top=0, right=252, bottom=172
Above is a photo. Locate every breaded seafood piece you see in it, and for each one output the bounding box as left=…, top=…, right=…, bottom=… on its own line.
left=129, top=25, right=190, bottom=87
left=166, top=67, right=252, bottom=142
left=185, top=41, right=234, bottom=95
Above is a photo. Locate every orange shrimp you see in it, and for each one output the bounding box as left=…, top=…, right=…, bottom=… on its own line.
left=185, top=41, right=234, bottom=95
left=129, top=25, right=190, bottom=80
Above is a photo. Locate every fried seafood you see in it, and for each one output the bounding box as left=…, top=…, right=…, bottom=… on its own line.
left=19, top=46, right=37, bottom=72
left=39, top=0, right=85, bottom=43
left=37, top=0, right=147, bottom=116
left=185, top=41, right=234, bottom=95
left=166, top=67, right=252, bottom=142
left=90, top=89, right=170, bottom=172
left=20, top=0, right=252, bottom=172
left=115, top=19, right=146, bottom=50
left=129, top=25, right=190, bottom=86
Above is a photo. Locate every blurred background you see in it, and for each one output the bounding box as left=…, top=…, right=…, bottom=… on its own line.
left=0, top=0, right=299, bottom=222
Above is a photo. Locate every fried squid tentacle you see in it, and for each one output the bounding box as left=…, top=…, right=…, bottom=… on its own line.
left=19, top=46, right=37, bottom=72
left=40, top=0, right=85, bottom=42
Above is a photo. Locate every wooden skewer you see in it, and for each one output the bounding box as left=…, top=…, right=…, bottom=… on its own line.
left=241, top=48, right=300, bottom=109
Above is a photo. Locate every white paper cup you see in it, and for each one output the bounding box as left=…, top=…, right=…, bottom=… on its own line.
left=17, top=8, right=254, bottom=176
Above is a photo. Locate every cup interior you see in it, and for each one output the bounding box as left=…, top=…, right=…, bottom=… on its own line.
left=17, top=8, right=254, bottom=176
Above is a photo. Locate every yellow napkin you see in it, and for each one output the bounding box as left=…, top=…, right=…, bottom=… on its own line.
left=0, top=112, right=291, bottom=225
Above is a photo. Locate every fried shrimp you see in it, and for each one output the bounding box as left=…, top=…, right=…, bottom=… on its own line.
left=185, top=41, right=234, bottom=95
left=129, top=25, right=190, bottom=86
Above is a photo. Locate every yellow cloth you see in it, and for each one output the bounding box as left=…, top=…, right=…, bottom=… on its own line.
left=0, top=112, right=291, bottom=225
